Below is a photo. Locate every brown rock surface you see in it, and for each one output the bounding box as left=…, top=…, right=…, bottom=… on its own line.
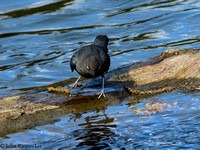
left=109, top=49, right=200, bottom=87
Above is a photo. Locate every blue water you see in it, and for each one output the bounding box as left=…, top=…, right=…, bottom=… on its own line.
left=0, top=0, right=199, bottom=96
left=0, top=0, right=200, bottom=149
left=1, top=92, right=200, bottom=149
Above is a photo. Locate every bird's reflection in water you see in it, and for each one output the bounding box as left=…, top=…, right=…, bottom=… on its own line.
left=72, top=112, right=116, bottom=149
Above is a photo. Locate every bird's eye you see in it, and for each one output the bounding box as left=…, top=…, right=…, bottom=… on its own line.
left=87, top=66, right=90, bottom=70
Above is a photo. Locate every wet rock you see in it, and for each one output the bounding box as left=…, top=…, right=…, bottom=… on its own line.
left=0, top=93, right=121, bottom=137
left=108, top=49, right=200, bottom=88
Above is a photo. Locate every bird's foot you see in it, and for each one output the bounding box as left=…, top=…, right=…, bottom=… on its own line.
left=69, top=76, right=82, bottom=88
left=69, top=83, right=81, bottom=88
left=97, top=90, right=106, bottom=99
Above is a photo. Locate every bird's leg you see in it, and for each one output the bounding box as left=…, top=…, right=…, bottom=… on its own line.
left=71, top=76, right=81, bottom=88
left=97, top=75, right=106, bottom=99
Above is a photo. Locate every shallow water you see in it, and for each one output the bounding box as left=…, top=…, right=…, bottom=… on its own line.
left=0, top=0, right=200, bottom=149
left=1, top=92, right=200, bottom=149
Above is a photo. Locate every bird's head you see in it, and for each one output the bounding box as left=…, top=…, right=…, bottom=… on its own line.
left=92, top=35, right=109, bottom=49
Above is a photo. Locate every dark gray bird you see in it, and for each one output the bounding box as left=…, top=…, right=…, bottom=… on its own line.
left=70, top=35, right=110, bottom=99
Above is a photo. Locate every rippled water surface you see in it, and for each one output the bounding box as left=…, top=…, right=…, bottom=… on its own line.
left=0, top=0, right=200, bottom=149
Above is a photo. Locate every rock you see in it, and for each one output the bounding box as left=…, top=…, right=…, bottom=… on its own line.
left=108, top=49, right=200, bottom=88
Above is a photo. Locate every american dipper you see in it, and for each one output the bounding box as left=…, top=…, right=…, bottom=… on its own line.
left=70, top=35, right=110, bottom=99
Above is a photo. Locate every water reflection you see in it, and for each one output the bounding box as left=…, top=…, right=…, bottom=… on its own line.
left=73, top=113, right=116, bottom=149
left=0, top=92, right=199, bottom=149
left=0, top=0, right=74, bottom=19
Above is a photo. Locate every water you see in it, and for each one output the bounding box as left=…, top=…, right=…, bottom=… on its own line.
left=0, top=0, right=200, bottom=149
left=1, top=92, right=200, bottom=149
